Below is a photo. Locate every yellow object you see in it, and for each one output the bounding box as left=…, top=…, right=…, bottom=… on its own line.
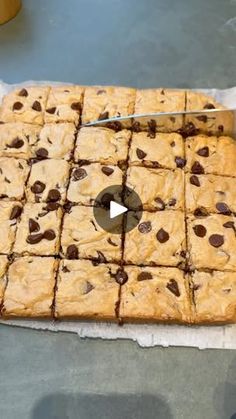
left=0, top=0, right=21, bottom=25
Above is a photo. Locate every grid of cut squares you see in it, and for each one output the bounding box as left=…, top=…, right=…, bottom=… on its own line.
left=0, top=85, right=236, bottom=325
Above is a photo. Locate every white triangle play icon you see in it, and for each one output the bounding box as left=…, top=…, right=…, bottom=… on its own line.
left=110, top=201, right=128, bottom=219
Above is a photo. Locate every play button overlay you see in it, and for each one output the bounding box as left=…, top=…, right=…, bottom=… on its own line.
left=93, top=185, right=142, bottom=234
left=110, top=201, right=127, bottom=219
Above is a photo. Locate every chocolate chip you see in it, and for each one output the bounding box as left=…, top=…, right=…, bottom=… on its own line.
left=136, top=148, right=147, bottom=160
left=84, top=281, right=94, bottom=294
left=218, top=125, right=224, bottom=133
left=194, top=207, right=208, bottom=217
left=36, top=148, right=48, bottom=159
left=193, top=224, right=207, bottom=237
left=97, top=89, right=106, bottom=95
left=155, top=197, right=165, bottom=210
left=100, top=192, right=114, bottom=208
left=107, top=238, right=118, bottom=247
left=101, top=166, right=114, bottom=176
left=31, top=181, right=46, bottom=194
left=132, top=121, right=141, bottom=132
left=138, top=221, right=152, bottom=233
left=10, top=205, right=22, bottom=220
left=196, top=115, right=207, bottom=123
left=197, top=146, right=209, bottom=157
left=96, top=251, right=107, bottom=263
left=77, top=159, right=90, bottom=166
left=166, top=279, right=180, bottom=297
left=66, top=244, right=78, bottom=259
left=147, top=119, right=156, bottom=138
left=203, top=103, right=215, bottom=109
left=168, top=198, right=177, bottom=207
left=137, top=272, right=153, bottom=281
left=216, top=202, right=231, bottom=215
left=223, top=221, right=235, bottom=229
left=191, top=161, right=204, bottom=174
left=73, top=168, right=87, bottom=181
left=44, top=229, right=56, bottom=241
left=13, top=102, right=23, bottom=111
left=32, top=101, right=42, bottom=112
left=115, top=269, right=128, bottom=285
left=170, top=141, right=175, bottom=147
left=46, top=107, right=56, bottom=114
left=18, top=88, right=28, bottom=97
left=209, top=234, right=224, bottom=248
left=29, top=218, right=40, bottom=233
left=62, top=265, right=70, bottom=273
left=156, top=228, right=169, bottom=243
left=71, top=102, right=81, bottom=111
left=7, top=137, right=24, bottom=149
left=98, top=111, right=109, bottom=120
left=26, top=233, right=44, bottom=244
left=106, top=121, right=122, bottom=131
left=181, top=122, right=199, bottom=137
left=47, top=189, right=61, bottom=202
left=44, top=202, right=60, bottom=212
left=170, top=116, right=176, bottom=123
left=175, top=157, right=186, bottom=168
left=190, top=175, right=200, bottom=187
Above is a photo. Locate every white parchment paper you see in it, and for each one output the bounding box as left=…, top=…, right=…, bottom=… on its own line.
left=0, top=80, right=236, bottom=349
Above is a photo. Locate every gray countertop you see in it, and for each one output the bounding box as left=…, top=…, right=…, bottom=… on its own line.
left=1, top=1, right=236, bottom=418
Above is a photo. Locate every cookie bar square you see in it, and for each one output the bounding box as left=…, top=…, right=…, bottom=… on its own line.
left=0, top=158, right=30, bottom=200
left=187, top=213, right=236, bottom=271
left=61, top=205, right=122, bottom=262
left=74, top=127, right=131, bottom=165
left=185, top=135, right=236, bottom=177
left=134, top=88, right=185, bottom=131
left=0, top=201, right=23, bottom=254
left=0, top=86, right=49, bottom=125
left=119, top=266, right=191, bottom=323
left=67, top=163, right=123, bottom=205
left=2, top=256, right=57, bottom=318
left=26, top=159, right=70, bottom=204
left=123, top=210, right=186, bottom=267
left=0, top=256, right=9, bottom=306
left=185, top=91, right=233, bottom=136
left=0, top=122, right=40, bottom=159
left=13, top=203, right=62, bottom=256
left=129, top=132, right=185, bottom=170
left=82, top=86, right=136, bottom=127
left=55, top=259, right=120, bottom=320
left=126, top=166, right=184, bottom=211
left=186, top=173, right=236, bottom=215
left=33, top=123, right=76, bottom=160
left=45, top=85, right=84, bottom=124
left=191, top=270, right=236, bottom=324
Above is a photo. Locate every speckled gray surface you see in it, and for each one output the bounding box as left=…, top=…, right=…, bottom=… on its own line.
left=1, top=1, right=236, bottom=418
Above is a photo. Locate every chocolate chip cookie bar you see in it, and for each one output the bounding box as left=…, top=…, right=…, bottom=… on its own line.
left=33, top=123, right=76, bottom=160
left=134, top=88, right=185, bottom=131
left=186, top=173, right=236, bottom=215
left=129, top=132, right=185, bottom=170
left=0, top=122, right=40, bottom=159
left=185, top=91, right=233, bottom=136
left=82, top=86, right=136, bottom=127
left=13, top=203, right=62, bottom=256
left=74, top=127, right=131, bottom=165
left=124, top=210, right=186, bottom=267
left=55, top=259, right=120, bottom=319
left=187, top=214, right=236, bottom=271
left=191, top=270, right=236, bottom=323
left=185, top=135, right=236, bottom=177
left=45, top=85, right=84, bottom=124
left=61, top=205, right=122, bottom=262
left=26, top=159, right=70, bottom=204
left=2, top=256, right=58, bottom=317
left=126, top=166, right=184, bottom=211
left=119, top=266, right=191, bottom=323
left=0, top=201, right=23, bottom=254
left=67, top=163, right=123, bottom=205
left=0, top=256, right=9, bottom=306
left=0, top=86, right=50, bottom=125
left=0, top=158, right=30, bottom=200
